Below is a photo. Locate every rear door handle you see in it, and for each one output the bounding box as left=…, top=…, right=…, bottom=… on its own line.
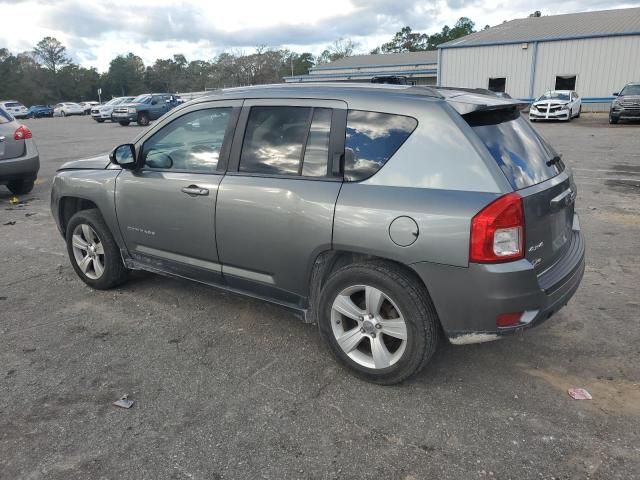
left=181, top=185, right=209, bottom=196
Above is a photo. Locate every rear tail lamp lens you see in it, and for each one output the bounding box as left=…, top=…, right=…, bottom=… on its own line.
left=470, top=193, right=524, bottom=263
left=14, top=125, right=32, bottom=140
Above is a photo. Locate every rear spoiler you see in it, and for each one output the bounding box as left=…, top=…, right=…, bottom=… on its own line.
left=434, top=89, right=529, bottom=116
left=445, top=94, right=530, bottom=116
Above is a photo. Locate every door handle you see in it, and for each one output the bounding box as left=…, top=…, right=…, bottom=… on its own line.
left=181, top=185, right=209, bottom=196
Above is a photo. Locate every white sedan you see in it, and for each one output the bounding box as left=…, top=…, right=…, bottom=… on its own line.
left=529, top=90, right=582, bottom=122
left=53, top=102, right=85, bottom=117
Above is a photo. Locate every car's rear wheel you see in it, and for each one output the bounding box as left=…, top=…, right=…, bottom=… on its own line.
left=137, top=113, right=150, bottom=126
left=7, top=179, right=34, bottom=195
left=318, top=261, right=439, bottom=384
left=119, top=121, right=130, bottom=126
left=66, top=209, right=129, bottom=290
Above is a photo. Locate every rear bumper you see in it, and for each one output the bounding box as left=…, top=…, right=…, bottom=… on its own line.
left=411, top=215, right=585, bottom=344
left=0, top=139, right=40, bottom=183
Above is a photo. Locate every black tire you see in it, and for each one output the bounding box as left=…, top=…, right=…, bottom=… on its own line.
left=137, top=113, right=150, bottom=126
left=61, top=110, right=66, bottom=117
left=318, top=261, right=439, bottom=385
left=119, top=121, right=130, bottom=126
left=576, top=106, right=581, bottom=118
left=96, top=119, right=105, bottom=123
left=609, top=114, right=618, bottom=124
left=7, top=179, right=34, bottom=195
left=65, top=209, right=129, bottom=290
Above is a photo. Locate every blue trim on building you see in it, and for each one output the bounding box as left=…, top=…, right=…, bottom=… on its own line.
left=518, top=96, right=615, bottom=103
left=438, top=31, right=640, bottom=49
left=312, top=61, right=438, bottom=72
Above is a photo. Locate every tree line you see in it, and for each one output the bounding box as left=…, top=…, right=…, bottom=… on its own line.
left=0, top=17, right=481, bottom=106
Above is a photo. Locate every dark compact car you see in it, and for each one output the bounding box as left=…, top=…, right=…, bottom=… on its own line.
left=50, top=84, right=585, bottom=384
left=0, top=107, right=39, bottom=194
left=609, top=82, right=640, bottom=124
left=111, top=93, right=179, bottom=126
left=27, top=105, right=54, bottom=118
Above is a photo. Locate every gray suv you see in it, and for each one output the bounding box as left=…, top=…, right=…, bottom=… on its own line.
left=50, top=84, right=585, bottom=384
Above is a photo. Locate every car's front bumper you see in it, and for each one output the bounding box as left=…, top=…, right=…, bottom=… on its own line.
left=0, top=139, right=40, bottom=184
left=91, top=112, right=112, bottom=120
left=610, top=108, right=640, bottom=121
left=112, top=112, right=137, bottom=122
left=411, top=214, right=585, bottom=344
left=529, top=109, right=571, bottom=120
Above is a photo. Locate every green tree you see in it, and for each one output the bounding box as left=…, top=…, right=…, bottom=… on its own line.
left=380, top=26, right=429, bottom=53
left=106, top=53, right=145, bottom=96
left=33, top=36, right=70, bottom=74
left=529, top=11, right=542, bottom=17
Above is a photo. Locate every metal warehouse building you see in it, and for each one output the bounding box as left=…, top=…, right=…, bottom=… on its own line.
left=284, top=51, right=438, bottom=85
left=437, top=7, right=640, bottom=111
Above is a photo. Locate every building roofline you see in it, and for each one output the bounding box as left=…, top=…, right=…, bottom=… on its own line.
left=312, top=60, right=438, bottom=71
left=438, top=30, right=640, bottom=49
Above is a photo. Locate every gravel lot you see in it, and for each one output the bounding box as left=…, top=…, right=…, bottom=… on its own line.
left=1, top=114, right=639, bottom=480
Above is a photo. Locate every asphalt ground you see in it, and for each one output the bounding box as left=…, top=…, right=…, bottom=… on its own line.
left=1, top=113, right=639, bottom=480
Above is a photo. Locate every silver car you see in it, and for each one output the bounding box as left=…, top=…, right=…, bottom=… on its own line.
left=50, top=84, right=585, bottom=384
left=0, top=107, right=39, bottom=194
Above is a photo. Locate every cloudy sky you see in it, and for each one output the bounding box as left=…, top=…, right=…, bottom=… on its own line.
left=0, top=0, right=636, bottom=71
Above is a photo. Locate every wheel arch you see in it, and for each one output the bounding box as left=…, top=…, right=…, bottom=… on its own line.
left=306, top=249, right=442, bottom=329
left=58, top=196, right=100, bottom=235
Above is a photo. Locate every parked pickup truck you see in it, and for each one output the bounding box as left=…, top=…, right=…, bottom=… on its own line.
left=111, top=93, right=179, bottom=126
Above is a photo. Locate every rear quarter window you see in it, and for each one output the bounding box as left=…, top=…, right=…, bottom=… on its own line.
left=466, top=110, right=563, bottom=189
left=0, top=109, right=13, bottom=124
left=344, top=110, right=417, bottom=182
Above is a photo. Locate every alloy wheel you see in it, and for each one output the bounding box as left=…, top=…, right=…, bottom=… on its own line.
left=331, top=284, right=408, bottom=369
left=71, top=224, right=105, bottom=280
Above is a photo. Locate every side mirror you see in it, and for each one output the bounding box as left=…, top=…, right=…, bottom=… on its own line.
left=613, top=92, right=619, bottom=96
left=109, top=144, right=136, bottom=169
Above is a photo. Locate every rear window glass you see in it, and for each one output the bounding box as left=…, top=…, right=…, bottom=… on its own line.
left=344, top=110, right=417, bottom=182
left=467, top=111, right=563, bottom=189
left=5, top=102, right=21, bottom=107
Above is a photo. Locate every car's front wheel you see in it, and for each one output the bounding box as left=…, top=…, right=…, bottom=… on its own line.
left=137, top=113, right=150, bottom=126
left=119, top=121, right=130, bottom=126
left=609, top=113, right=618, bottom=124
left=318, top=261, right=439, bottom=384
left=66, top=209, right=129, bottom=290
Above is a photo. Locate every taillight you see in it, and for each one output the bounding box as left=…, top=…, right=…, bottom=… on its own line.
left=14, top=125, right=32, bottom=140
left=470, top=193, right=524, bottom=263
left=496, top=312, right=523, bottom=327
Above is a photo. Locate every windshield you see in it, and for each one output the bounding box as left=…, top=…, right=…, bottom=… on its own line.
left=537, top=91, right=570, bottom=102
left=105, top=98, right=121, bottom=105
left=468, top=111, right=564, bottom=190
left=131, top=94, right=152, bottom=104
left=5, top=102, right=22, bottom=107
left=620, top=84, right=640, bottom=96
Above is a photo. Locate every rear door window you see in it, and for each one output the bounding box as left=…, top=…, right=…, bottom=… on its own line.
left=239, top=106, right=333, bottom=177
left=466, top=111, right=563, bottom=189
left=344, top=110, right=417, bottom=182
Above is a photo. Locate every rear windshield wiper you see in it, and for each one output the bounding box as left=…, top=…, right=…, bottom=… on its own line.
left=546, top=154, right=562, bottom=166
